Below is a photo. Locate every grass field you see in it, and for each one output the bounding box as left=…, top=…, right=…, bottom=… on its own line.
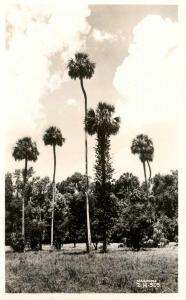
left=5, top=244, right=178, bottom=293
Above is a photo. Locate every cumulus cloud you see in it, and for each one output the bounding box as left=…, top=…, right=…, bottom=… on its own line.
left=5, top=1, right=90, bottom=134
left=113, top=15, right=179, bottom=126
left=92, top=28, right=117, bottom=42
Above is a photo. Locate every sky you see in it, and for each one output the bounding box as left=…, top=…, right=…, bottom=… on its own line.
left=5, top=2, right=179, bottom=183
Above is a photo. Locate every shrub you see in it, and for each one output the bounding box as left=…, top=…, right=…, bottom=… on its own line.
left=10, top=232, right=24, bottom=252
left=158, top=237, right=168, bottom=248
left=54, top=237, right=62, bottom=250
left=152, top=219, right=170, bottom=247
left=29, top=236, right=39, bottom=251
left=27, top=219, right=44, bottom=251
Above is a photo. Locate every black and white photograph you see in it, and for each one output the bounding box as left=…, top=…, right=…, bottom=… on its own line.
left=3, top=0, right=186, bottom=296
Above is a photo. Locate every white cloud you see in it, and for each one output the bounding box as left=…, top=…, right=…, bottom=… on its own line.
left=92, top=28, right=117, bottom=42
left=66, top=98, right=77, bottom=106
left=47, top=74, right=62, bottom=92
left=5, top=1, right=90, bottom=134
left=113, top=15, right=179, bottom=126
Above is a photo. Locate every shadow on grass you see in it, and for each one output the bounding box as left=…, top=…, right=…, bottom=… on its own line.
left=61, top=251, right=88, bottom=256
left=5, top=246, right=158, bottom=256
left=42, top=247, right=154, bottom=255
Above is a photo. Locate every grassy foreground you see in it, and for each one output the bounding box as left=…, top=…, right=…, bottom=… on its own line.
left=6, top=244, right=178, bottom=293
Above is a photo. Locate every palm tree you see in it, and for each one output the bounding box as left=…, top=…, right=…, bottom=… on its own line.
left=86, top=102, right=121, bottom=140
left=43, top=126, right=65, bottom=248
left=85, top=102, right=120, bottom=252
left=12, top=137, right=39, bottom=242
left=67, top=52, right=95, bottom=253
left=131, top=134, right=154, bottom=199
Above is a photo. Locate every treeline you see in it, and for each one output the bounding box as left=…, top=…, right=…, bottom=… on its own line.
left=5, top=169, right=178, bottom=251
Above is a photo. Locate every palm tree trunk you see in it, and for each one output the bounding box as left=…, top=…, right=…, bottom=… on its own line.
left=100, top=135, right=107, bottom=253
left=147, top=160, right=152, bottom=189
left=142, top=161, right=149, bottom=200
left=22, top=195, right=25, bottom=239
left=51, top=144, right=56, bottom=248
left=22, top=158, right=28, bottom=241
left=53, top=144, right=56, bottom=184
left=39, top=206, right=42, bottom=250
left=80, top=77, right=92, bottom=253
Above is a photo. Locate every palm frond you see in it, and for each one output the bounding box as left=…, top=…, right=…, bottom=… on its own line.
left=85, top=108, right=97, bottom=135
left=131, top=134, right=154, bottom=162
left=12, top=137, right=39, bottom=162
left=86, top=101, right=120, bottom=137
left=43, top=126, right=65, bottom=147
left=67, top=52, right=95, bottom=80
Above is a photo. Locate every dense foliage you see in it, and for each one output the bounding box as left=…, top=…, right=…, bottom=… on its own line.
left=5, top=169, right=178, bottom=251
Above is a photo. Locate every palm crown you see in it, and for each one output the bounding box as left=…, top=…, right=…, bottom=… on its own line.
left=131, top=134, right=154, bottom=163
left=13, top=137, right=39, bottom=162
left=43, top=126, right=65, bottom=147
left=67, top=52, right=95, bottom=80
left=85, top=102, right=120, bottom=136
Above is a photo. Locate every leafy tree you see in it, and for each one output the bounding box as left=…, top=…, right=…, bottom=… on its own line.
left=43, top=126, right=65, bottom=247
left=57, top=172, right=87, bottom=194
left=110, top=173, right=140, bottom=243
left=26, top=176, right=52, bottom=249
left=12, top=168, right=35, bottom=245
left=53, top=190, right=69, bottom=249
left=66, top=192, right=86, bottom=247
left=131, top=134, right=154, bottom=199
left=152, top=215, right=177, bottom=246
left=152, top=171, right=178, bottom=219
left=114, top=172, right=140, bottom=200
left=116, top=187, right=153, bottom=250
left=151, top=171, right=178, bottom=242
left=10, top=232, right=24, bottom=252
left=86, top=102, right=120, bottom=252
left=57, top=172, right=88, bottom=246
left=67, top=52, right=95, bottom=253
left=5, top=172, right=17, bottom=244
left=12, top=137, right=39, bottom=243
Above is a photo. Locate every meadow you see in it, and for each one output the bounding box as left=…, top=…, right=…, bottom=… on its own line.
left=6, top=243, right=178, bottom=293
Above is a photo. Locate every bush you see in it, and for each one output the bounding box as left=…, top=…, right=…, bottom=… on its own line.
left=152, top=219, right=170, bottom=247
left=27, top=219, right=44, bottom=251
left=54, top=237, right=62, bottom=250
left=29, top=236, right=39, bottom=251
left=158, top=237, right=168, bottom=248
left=10, top=232, right=24, bottom=252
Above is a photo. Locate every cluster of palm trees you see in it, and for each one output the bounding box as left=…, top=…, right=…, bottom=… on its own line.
left=12, top=52, right=154, bottom=252
left=13, top=52, right=95, bottom=251
left=12, top=127, right=65, bottom=248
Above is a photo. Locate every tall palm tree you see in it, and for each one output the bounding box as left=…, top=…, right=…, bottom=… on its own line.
left=85, top=102, right=120, bottom=252
left=131, top=134, right=154, bottom=199
left=12, top=137, right=39, bottom=242
left=43, top=126, right=65, bottom=248
left=67, top=52, right=95, bottom=253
